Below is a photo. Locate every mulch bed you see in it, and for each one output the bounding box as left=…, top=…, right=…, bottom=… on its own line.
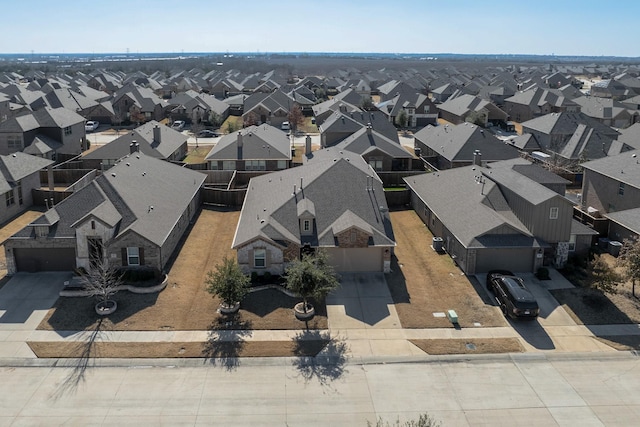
left=409, top=338, right=523, bottom=355
left=27, top=340, right=329, bottom=359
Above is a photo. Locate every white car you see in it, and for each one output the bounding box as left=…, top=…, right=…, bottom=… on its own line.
left=85, top=121, right=99, bottom=132
left=171, top=120, right=185, bottom=131
left=280, top=121, right=290, bottom=131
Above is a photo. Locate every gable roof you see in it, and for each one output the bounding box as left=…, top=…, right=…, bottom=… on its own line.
left=233, top=149, right=395, bottom=249
left=413, top=123, right=520, bottom=163
left=15, top=153, right=206, bottom=247
left=333, top=126, right=413, bottom=160
left=205, top=124, right=290, bottom=161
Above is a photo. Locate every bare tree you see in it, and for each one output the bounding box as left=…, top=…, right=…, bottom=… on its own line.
left=79, top=259, right=123, bottom=313
left=287, top=102, right=305, bottom=135
left=617, top=236, right=640, bottom=297
left=243, top=111, right=259, bottom=127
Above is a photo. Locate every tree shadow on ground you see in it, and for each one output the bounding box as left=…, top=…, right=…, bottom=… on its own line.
left=384, top=255, right=410, bottom=304
left=202, top=313, right=252, bottom=371
left=40, top=292, right=159, bottom=332
left=50, top=318, right=104, bottom=400
left=291, top=330, right=349, bottom=392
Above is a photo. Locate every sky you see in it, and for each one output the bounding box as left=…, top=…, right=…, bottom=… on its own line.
left=4, top=0, right=639, bottom=57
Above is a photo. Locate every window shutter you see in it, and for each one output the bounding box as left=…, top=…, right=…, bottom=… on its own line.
left=139, top=247, right=145, bottom=265
left=266, top=250, right=271, bottom=268
left=249, top=249, right=254, bottom=267
left=121, top=248, right=127, bottom=266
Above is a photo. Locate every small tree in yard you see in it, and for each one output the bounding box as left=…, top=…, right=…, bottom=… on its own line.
left=285, top=249, right=339, bottom=316
left=80, top=260, right=123, bottom=315
left=617, top=236, right=640, bottom=297
left=206, top=257, right=250, bottom=309
left=588, top=254, right=622, bottom=294
left=287, top=102, right=304, bottom=135
left=396, top=109, right=408, bottom=129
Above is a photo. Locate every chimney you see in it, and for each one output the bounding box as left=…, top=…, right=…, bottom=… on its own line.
left=473, top=150, right=482, bottom=166
left=153, top=125, right=161, bottom=144
left=130, top=140, right=139, bottom=154
left=305, top=135, right=312, bottom=155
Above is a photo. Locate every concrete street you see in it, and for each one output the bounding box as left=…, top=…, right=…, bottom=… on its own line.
left=1, top=354, right=639, bottom=426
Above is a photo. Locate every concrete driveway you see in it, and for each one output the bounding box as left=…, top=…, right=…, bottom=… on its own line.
left=477, top=270, right=615, bottom=352
left=0, top=272, right=70, bottom=358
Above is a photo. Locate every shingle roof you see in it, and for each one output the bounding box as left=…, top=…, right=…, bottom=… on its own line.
left=205, top=124, right=290, bottom=161
left=233, top=149, right=395, bottom=249
left=333, top=127, right=413, bottom=160
left=413, top=122, right=520, bottom=163
left=14, top=153, right=206, bottom=247
left=582, top=149, right=640, bottom=188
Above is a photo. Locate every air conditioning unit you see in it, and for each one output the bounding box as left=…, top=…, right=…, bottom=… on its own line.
left=432, top=237, right=444, bottom=253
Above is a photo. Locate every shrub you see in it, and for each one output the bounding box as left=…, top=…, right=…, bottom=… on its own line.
left=536, top=267, right=550, bottom=280
left=206, top=257, right=250, bottom=306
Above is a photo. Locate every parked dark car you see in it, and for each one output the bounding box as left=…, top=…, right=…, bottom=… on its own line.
left=197, top=129, right=219, bottom=138
left=486, top=270, right=539, bottom=320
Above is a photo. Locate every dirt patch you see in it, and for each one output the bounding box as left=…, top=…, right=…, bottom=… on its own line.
left=183, top=145, right=213, bottom=164
left=27, top=340, right=329, bottom=359
left=409, top=338, right=523, bottom=355
left=387, top=210, right=506, bottom=328
left=593, top=335, right=640, bottom=351
left=37, top=207, right=327, bottom=332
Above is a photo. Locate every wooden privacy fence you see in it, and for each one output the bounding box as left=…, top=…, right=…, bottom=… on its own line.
left=202, top=187, right=247, bottom=207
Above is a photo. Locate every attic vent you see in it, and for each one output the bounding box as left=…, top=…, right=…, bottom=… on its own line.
left=136, top=155, right=140, bottom=159
left=126, top=163, right=130, bottom=166
left=111, top=173, right=116, bottom=177
left=142, top=172, right=146, bottom=176
left=11, top=153, right=16, bottom=157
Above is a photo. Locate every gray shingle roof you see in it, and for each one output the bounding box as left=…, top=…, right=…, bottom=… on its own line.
left=0, top=151, right=53, bottom=183
left=205, top=124, right=290, bottom=161
left=233, top=149, right=395, bottom=250
left=15, top=153, right=206, bottom=247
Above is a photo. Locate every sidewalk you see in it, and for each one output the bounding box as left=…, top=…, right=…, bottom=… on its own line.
left=0, top=272, right=639, bottom=360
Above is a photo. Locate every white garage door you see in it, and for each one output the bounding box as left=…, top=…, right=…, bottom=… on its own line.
left=326, top=247, right=383, bottom=273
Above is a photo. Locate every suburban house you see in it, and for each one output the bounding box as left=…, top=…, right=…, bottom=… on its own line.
left=332, top=125, right=415, bottom=171
left=503, top=88, right=579, bottom=123
left=413, top=122, right=520, bottom=169
left=436, top=94, right=508, bottom=126
left=165, top=91, right=230, bottom=124
left=319, top=110, right=398, bottom=147
left=82, top=121, right=188, bottom=169
left=404, top=158, right=592, bottom=274
left=232, top=148, right=396, bottom=275
left=205, top=124, right=291, bottom=171
left=242, top=90, right=294, bottom=127
left=0, top=152, right=54, bottom=225
left=572, top=96, right=637, bottom=128
left=112, top=84, right=164, bottom=124
left=580, top=150, right=640, bottom=242
left=0, top=107, right=86, bottom=160
left=5, top=152, right=205, bottom=274
left=376, top=92, right=438, bottom=128
left=521, top=112, right=627, bottom=162
left=312, top=98, right=361, bottom=127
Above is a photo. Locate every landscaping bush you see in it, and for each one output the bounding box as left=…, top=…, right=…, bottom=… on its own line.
left=536, top=267, right=550, bottom=280
left=118, top=267, right=159, bottom=283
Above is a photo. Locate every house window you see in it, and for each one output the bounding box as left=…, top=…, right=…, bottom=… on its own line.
left=549, top=207, right=559, bottom=220
left=619, top=182, right=625, bottom=196
left=223, top=161, right=236, bottom=170
left=254, top=248, right=266, bottom=268
left=277, top=160, right=287, bottom=170
left=246, top=160, right=266, bottom=171
left=91, top=220, right=96, bottom=230
left=369, top=159, right=383, bottom=171
left=63, top=126, right=72, bottom=136
left=303, top=220, right=311, bottom=232
left=127, top=247, right=140, bottom=266
left=7, top=135, right=22, bottom=150
left=5, top=190, right=14, bottom=207
left=568, top=235, right=576, bottom=252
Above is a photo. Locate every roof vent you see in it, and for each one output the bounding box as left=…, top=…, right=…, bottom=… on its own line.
left=126, top=163, right=130, bottom=166
left=11, top=153, right=16, bottom=157
left=111, top=173, right=116, bottom=177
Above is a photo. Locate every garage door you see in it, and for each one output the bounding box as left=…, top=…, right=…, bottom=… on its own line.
left=475, top=248, right=533, bottom=273
left=326, top=247, right=383, bottom=273
left=13, top=248, right=76, bottom=272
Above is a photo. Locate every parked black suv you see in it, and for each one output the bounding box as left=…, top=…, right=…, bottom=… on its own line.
left=486, top=270, right=539, bottom=320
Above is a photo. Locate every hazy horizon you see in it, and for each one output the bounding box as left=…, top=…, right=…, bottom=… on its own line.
left=4, top=0, right=639, bottom=57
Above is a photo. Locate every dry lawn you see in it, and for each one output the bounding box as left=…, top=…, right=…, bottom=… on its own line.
left=38, top=207, right=327, bottom=332
left=183, top=145, right=214, bottom=164
left=387, top=210, right=505, bottom=328
left=552, top=253, right=640, bottom=325
left=28, top=340, right=329, bottom=359
left=410, top=338, right=523, bottom=355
